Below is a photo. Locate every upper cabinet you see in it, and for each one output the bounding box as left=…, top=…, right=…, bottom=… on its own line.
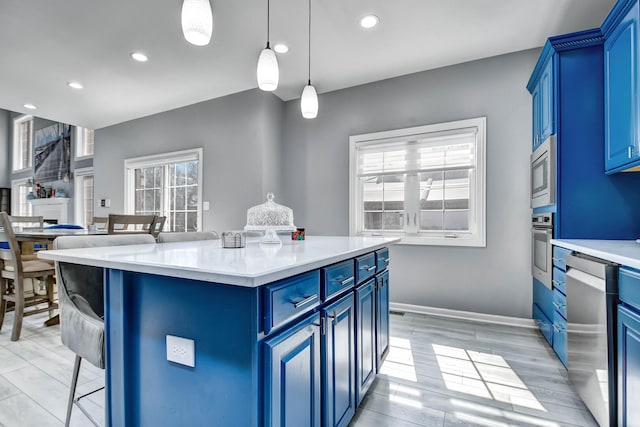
left=530, top=56, right=555, bottom=150
left=604, top=0, right=640, bottom=173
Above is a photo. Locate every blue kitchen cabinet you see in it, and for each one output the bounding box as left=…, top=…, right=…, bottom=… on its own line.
left=355, top=279, right=376, bottom=405
left=264, top=312, right=322, bottom=427
left=375, top=270, right=389, bottom=371
left=322, top=293, right=356, bottom=427
left=604, top=0, right=640, bottom=173
left=531, top=56, right=555, bottom=150
left=617, top=305, right=640, bottom=427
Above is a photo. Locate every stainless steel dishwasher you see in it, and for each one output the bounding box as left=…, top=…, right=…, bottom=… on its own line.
left=565, top=253, right=618, bottom=427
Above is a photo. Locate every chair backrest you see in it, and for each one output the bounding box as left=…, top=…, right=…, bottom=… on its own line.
left=0, top=212, right=22, bottom=275
left=151, top=216, right=166, bottom=238
left=107, top=214, right=156, bottom=235
left=54, top=234, right=156, bottom=318
left=91, top=216, right=109, bottom=230
left=157, top=231, right=219, bottom=243
left=9, top=215, right=44, bottom=231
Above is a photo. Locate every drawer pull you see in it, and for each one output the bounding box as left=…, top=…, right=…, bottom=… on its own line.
left=552, top=302, right=565, bottom=310
left=552, top=279, right=563, bottom=285
left=361, top=265, right=376, bottom=272
left=552, top=257, right=563, bottom=263
left=553, top=324, right=565, bottom=333
left=339, top=276, right=354, bottom=286
left=383, top=258, right=390, bottom=263
left=293, top=294, right=318, bottom=309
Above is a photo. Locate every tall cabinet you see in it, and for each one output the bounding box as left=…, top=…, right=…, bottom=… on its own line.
left=527, top=29, right=640, bottom=365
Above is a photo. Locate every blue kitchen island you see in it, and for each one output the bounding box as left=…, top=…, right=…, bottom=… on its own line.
left=40, top=236, right=398, bottom=427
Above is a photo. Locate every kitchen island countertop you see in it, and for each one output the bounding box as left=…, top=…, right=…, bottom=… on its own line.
left=38, top=235, right=399, bottom=287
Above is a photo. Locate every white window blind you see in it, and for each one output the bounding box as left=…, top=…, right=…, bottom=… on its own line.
left=12, top=115, right=33, bottom=171
left=75, top=126, right=94, bottom=158
left=350, top=118, right=486, bottom=247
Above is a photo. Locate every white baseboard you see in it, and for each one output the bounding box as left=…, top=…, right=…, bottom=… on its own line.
left=389, top=302, right=537, bottom=329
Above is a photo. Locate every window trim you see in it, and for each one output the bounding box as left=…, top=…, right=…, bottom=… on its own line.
left=349, top=117, right=486, bottom=247
left=11, top=177, right=33, bottom=216
left=74, top=126, right=95, bottom=160
left=74, top=166, right=94, bottom=227
left=12, top=115, right=33, bottom=173
left=124, top=148, right=203, bottom=231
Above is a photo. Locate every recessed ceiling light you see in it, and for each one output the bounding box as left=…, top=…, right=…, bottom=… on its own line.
left=130, top=52, right=148, bottom=62
left=68, top=82, right=83, bottom=89
left=274, top=43, right=289, bottom=54
left=24, top=104, right=36, bottom=110
left=360, top=14, right=379, bottom=29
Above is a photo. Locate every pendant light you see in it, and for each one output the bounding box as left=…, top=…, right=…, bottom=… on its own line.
left=300, top=0, right=318, bottom=119
left=257, top=0, right=279, bottom=91
left=181, top=0, right=213, bottom=46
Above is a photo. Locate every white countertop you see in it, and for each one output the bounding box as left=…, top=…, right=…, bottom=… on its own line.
left=38, top=236, right=399, bottom=287
left=551, top=239, right=640, bottom=269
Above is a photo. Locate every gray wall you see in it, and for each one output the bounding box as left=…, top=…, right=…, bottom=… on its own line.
left=0, top=110, right=9, bottom=187
left=280, top=49, right=539, bottom=318
left=94, top=89, right=284, bottom=232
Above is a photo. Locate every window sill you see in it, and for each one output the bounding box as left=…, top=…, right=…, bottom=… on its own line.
left=11, top=167, right=33, bottom=175
left=75, top=154, right=94, bottom=161
left=357, top=233, right=486, bottom=248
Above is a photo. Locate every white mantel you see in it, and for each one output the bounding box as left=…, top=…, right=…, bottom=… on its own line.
left=29, top=197, right=70, bottom=223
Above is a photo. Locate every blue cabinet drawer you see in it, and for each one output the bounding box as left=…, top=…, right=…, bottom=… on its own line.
left=552, top=267, right=566, bottom=295
left=552, top=246, right=572, bottom=271
left=322, top=259, right=355, bottom=302
left=552, top=311, right=567, bottom=367
left=552, top=287, right=567, bottom=320
left=620, top=267, right=640, bottom=312
left=375, top=248, right=389, bottom=273
left=355, top=252, right=376, bottom=285
left=263, top=270, right=321, bottom=334
left=533, top=303, right=553, bottom=345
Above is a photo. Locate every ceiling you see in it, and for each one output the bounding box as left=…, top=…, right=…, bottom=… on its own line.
left=0, top=0, right=615, bottom=129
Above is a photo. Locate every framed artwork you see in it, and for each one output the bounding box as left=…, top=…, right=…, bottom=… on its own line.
left=34, top=123, right=71, bottom=182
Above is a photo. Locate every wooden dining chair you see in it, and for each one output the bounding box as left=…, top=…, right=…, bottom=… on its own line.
left=107, top=214, right=156, bottom=235
left=0, top=212, right=57, bottom=341
left=150, top=216, right=166, bottom=238
left=9, top=215, right=49, bottom=257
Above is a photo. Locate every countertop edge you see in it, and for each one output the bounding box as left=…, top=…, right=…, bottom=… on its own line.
left=39, top=238, right=400, bottom=287
left=551, top=239, right=640, bottom=270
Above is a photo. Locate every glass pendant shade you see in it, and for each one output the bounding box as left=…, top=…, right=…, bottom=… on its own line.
left=300, top=84, right=318, bottom=119
left=181, top=0, right=213, bottom=46
left=257, top=47, right=279, bottom=91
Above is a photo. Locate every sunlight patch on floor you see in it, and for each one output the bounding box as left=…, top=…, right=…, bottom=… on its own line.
left=379, top=336, right=417, bottom=382
left=433, top=344, right=546, bottom=411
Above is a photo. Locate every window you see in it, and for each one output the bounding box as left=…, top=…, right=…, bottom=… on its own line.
left=124, top=148, right=203, bottom=232
left=349, top=117, right=486, bottom=247
left=75, top=126, right=94, bottom=159
left=74, top=167, right=94, bottom=227
left=12, top=115, right=33, bottom=171
left=11, top=178, right=33, bottom=216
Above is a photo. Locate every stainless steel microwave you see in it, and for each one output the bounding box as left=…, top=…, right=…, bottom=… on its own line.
left=531, top=135, right=556, bottom=208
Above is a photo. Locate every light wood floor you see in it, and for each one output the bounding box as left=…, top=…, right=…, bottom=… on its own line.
left=0, top=310, right=597, bottom=427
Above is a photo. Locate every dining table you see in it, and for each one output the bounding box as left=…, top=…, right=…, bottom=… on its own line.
left=13, top=228, right=107, bottom=326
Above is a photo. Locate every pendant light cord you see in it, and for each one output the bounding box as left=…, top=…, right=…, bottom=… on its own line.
left=307, top=0, right=311, bottom=85
left=266, top=0, right=271, bottom=48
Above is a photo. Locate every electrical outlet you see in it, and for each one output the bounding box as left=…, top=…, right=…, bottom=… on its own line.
left=100, top=198, right=111, bottom=208
left=203, top=201, right=210, bottom=211
left=166, top=335, right=195, bottom=367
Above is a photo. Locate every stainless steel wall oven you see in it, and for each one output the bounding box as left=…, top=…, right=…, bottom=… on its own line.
left=531, top=213, right=553, bottom=289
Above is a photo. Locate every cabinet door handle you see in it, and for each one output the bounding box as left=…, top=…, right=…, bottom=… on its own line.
left=552, top=302, right=565, bottom=310
left=339, top=276, right=354, bottom=286
left=553, top=324, right=565, bottom=333
left=629, top=146, right=633, bottom=158
left=552, top=257, right=563, bottom=263
left=293, top=294, right=318, bottom=309
left=552, top=279, right=561, bottom=286
left=361, top=265, right=375, bottom=272
left=383, top=258, right=390, bottom=263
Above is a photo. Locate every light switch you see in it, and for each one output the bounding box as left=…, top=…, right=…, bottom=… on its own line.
left=166, top=335, right=195, bottom=367
left=100, top=199, right=111, bottom=208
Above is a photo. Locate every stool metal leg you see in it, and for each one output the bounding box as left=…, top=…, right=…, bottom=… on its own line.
left=66, top=355, right=81, bottom=427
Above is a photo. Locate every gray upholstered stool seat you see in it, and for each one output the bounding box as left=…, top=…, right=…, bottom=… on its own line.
left=54, top=234, right=156, bottom=426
